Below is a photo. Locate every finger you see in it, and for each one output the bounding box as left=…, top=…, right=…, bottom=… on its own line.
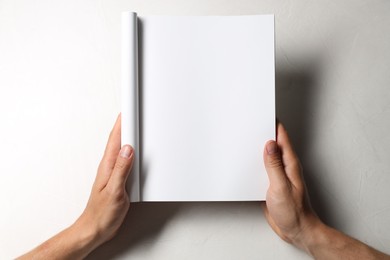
left=94, top=114, right=122, bottom=189
left=107, top=145, right=134, bottom=190
left=263, top=140, right=289, bottom=190
left=102, top=114, right=122, bottom=170
left=276, top=123, right=303, bottom=188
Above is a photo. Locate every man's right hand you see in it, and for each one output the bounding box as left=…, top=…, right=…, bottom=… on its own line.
left=261, top=123, right=320, bottom=250
left=261, top=122, right=390, bottom=259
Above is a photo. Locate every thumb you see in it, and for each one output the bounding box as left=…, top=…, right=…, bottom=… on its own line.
left=108, top=145, right=134, bottom=189
left=263, top=141, right=289, bottom=188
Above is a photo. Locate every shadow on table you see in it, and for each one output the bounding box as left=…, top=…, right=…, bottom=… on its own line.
left=86, top=202, right=182, bottom=259
left=86, top=202, right=263, bottom=259
left=275, top=59, right=334, bottom=225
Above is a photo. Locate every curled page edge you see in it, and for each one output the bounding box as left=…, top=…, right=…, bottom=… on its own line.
left=121, top=11, right=140, bottom=202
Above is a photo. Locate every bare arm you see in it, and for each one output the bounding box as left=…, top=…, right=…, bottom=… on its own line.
left=262, top=123, right=389, bottom=259
left=18, top=114, right=134, bottom=260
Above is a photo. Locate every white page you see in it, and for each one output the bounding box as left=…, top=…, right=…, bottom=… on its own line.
left=129, top=14, right=275, bottom=201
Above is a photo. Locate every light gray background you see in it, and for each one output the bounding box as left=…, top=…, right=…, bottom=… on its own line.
left=0, top=0, right=389, bottom=259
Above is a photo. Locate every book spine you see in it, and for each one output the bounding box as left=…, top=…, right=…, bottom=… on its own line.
left=121, top=11, right=140, bottom=202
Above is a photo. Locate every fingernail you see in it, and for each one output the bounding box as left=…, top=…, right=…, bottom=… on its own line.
left=120, top=145, right=133, bottom=158
left=266, top=141, right=278, bottom=155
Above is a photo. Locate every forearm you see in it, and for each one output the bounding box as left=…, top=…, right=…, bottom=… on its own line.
left=298, top=220, right=389, bottom=260
left=17, top=220, right=99, bottom=260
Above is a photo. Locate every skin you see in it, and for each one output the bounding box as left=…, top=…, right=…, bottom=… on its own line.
left=262, top=123, right=390, bottom=259
left=18, top=117, right=390, bottom=259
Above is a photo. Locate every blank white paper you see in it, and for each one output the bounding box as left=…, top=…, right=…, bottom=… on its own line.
left=123, top=13, right=275, bottom=201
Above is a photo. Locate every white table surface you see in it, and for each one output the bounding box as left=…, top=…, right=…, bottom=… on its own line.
left=0, top=1, right=389, bottom=259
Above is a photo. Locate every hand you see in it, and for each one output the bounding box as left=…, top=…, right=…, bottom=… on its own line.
left=261, top=122, right=319, bottom=249
left=262, top=122, right=390, bottom=259
left=75, top=114, right=134, bottom=246
left=18, top=114, right=134, bottom=259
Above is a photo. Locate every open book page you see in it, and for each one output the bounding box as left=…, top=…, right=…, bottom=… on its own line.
left=122, top=13, right=275, bottom=201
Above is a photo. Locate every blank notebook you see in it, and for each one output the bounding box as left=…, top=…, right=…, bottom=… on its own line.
left=121, top=12, right=275, bottom=202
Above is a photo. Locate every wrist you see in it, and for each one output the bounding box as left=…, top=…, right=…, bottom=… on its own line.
left=68, top=216, right=102, bottom=257
left=293, top=215, right=332, bottom=256
left=289, top=213, right=327, bottom=254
